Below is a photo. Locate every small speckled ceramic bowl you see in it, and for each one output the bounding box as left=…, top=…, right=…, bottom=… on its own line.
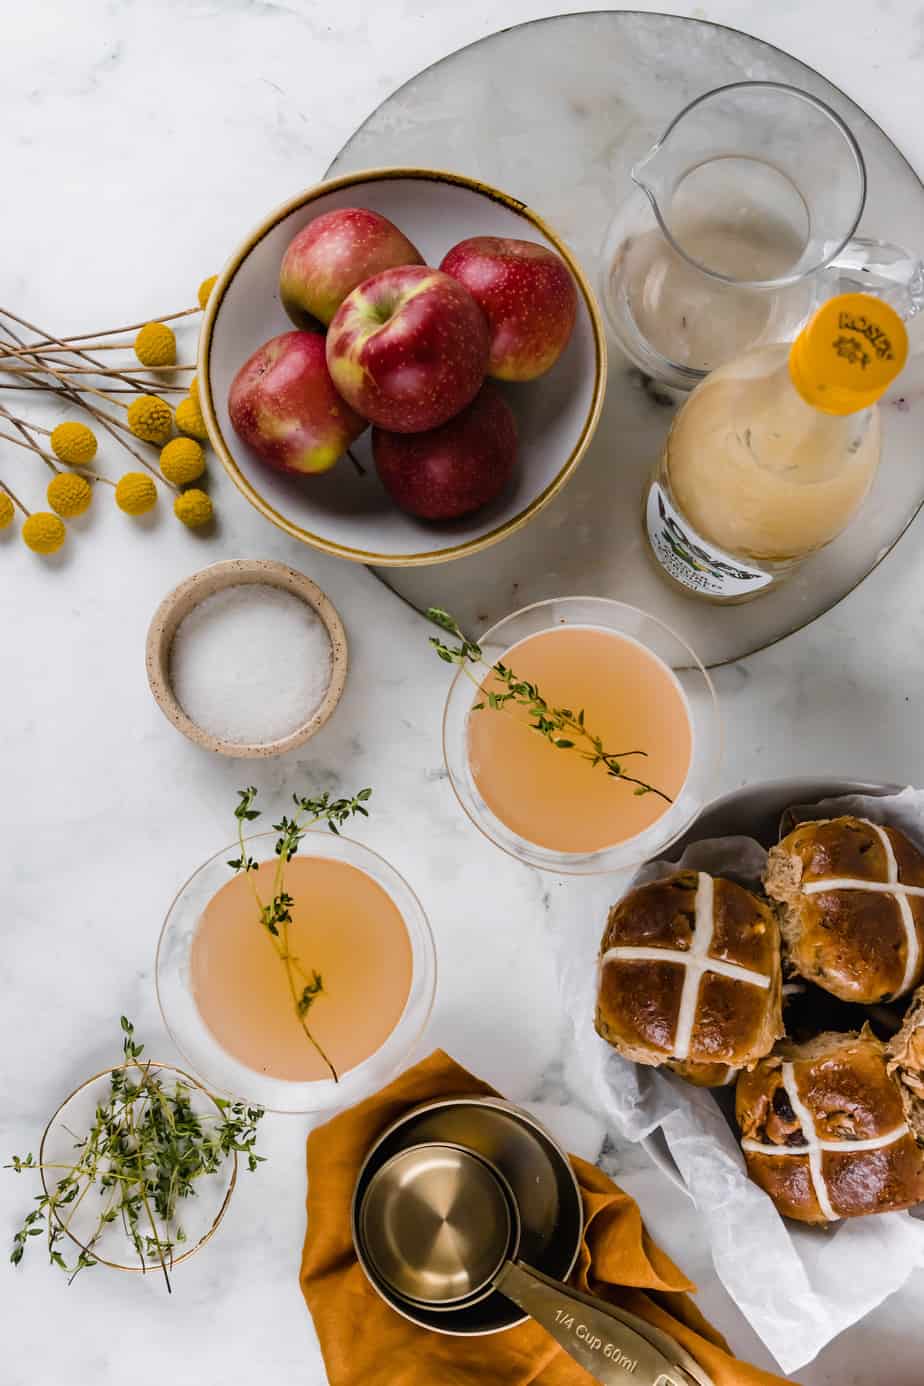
left=145, top=558, right=347, bottom=758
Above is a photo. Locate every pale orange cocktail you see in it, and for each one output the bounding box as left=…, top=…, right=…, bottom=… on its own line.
left=467, top=624, right=692, bottom=853
left=440, top=598, right=720, bottom=874
left=157, top=832, right=436, bottom=1113
left=190, top=856, right=413, bottom=1083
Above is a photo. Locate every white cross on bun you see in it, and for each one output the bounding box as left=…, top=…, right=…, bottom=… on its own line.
left=595, top=870, right=783, bottom=1086
left=765, top=816, right=924, bottom=1004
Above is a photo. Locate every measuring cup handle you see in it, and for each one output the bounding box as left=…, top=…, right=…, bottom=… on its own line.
left=494, top=1260, right=713, bottom=1386
left=826, top=236, right=924, bottom=321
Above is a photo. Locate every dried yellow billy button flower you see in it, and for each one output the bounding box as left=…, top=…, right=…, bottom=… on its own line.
left=127, top=395, right=172, bottom=445
left=22, top=512, right=66, bottom=554
left=175, top=396, right=208, bottom=442
left=160, top=437, right=205, bottom=486
left=197, top=276, right=218, bottom=310
left=50, top=421, right=97, bottom=465
left=189, top=375, right=199, bottom=404
left=174, top=488, right=212, bottom=528
left=115, top=472, right=158, bottom=515
left=0, top=492, right=14, bottom=529
left=134, top=322, right=177, bottom=367
left=47, top=473, right=92, bottom=518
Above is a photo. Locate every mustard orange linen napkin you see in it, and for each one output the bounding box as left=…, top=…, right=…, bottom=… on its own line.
left=300, top=1051, right=792, bottom=1386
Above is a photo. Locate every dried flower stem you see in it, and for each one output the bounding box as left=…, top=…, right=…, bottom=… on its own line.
left=6, top=341, right=174, bottom=355
left=0, top=324, right=176, bottom=491
left=0, top=404, right=52, bottom=460
left=0, top=430, right=114, bottom=486
left=0, top=410, right=51, bottom=435
left=0, top=357, right=191, bottom=392
left=71, top=401, right=175, bottom=489
left=0, top=477, right=29, bottom=515
left=0, top=306, right=151, bottom=395
left=0, top=325, right=127, bottom=429
left=49, top=362, right=195, bottom=376
left=0, top=427, right=58, bottom=473
left=24, top=306, right=199, bottom=349
left=0, top=350, right=126, bottom=411
left=0, top=384, right=159, bottom=395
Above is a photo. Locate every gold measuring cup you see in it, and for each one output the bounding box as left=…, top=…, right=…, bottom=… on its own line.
left=355, top=1141, right=712, bottom=1386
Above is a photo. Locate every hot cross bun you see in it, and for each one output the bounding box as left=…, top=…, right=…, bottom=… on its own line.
left=765, top=817, right=924, bottom=1003
left=737, top=1028, right=924, bottom=1222
left=595, top=870, right=783, bottom=1085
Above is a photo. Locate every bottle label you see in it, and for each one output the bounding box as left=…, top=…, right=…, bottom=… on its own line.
left=645, top=483, right=773, bottom=597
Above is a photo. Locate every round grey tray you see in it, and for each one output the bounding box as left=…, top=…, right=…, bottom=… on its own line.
left=328, top=11, right=924, bottom=667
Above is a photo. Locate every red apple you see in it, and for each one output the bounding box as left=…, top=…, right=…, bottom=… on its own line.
left=228, top=331, right=365, bottom=476
left=372, top=382, right=516, bottom=519
left=326, top=266, right=490, bottom=433
left=439, top=236, right=577, bottom=381
left=279, top=208, right=424, bottom=328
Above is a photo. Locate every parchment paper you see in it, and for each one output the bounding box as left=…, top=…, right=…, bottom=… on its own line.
left=561, top=788, right=924, bottom=1373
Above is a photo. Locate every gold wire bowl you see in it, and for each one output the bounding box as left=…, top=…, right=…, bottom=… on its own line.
left=38, top=1059, right=237, bottom=1276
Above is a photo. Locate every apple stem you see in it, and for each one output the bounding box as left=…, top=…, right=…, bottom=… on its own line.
left=346, top=448, right=366, bottom=477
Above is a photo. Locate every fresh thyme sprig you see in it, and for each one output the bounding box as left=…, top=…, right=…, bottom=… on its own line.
left=428, top=607, right=671, bottom=804
left=7, top=1018, right=263, bottom=1291
left=228, top=785, right=373, bottom=1083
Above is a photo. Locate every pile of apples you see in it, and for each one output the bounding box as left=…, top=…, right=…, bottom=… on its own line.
left=228, top=207, right=577, bottom=520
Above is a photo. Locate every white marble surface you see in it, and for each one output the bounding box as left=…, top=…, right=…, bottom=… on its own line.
left=2, top=2, right=924, bottom=1383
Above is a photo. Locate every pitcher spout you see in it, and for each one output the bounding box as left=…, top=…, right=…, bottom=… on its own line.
left=630, top=143, right=670, bottom=211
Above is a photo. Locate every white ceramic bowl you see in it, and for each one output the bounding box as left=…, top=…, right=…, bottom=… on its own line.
left=199, top=168, right=607, bottom=566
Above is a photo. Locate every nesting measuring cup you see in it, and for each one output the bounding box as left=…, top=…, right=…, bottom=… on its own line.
left=601, top=81, right=924, bottom=388
left=356, top=1141, right=713, bottom=1386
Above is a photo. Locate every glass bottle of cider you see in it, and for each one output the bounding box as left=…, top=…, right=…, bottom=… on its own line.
left=643, top=293, right=908, bottom=603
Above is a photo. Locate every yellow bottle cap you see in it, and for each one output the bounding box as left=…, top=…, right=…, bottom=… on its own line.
left=789, top=293, right=907, bottom=414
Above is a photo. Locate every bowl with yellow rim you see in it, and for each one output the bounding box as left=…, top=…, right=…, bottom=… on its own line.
left=198, top=168, right=607, bottom=566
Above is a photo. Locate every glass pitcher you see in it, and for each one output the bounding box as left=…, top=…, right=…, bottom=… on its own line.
left=601, top=82, right=924, bottom=389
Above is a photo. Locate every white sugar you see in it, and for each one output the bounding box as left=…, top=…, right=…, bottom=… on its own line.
left=170, top=584, right=333, bottom=745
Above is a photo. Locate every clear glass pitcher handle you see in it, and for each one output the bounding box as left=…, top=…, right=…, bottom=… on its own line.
left=826, top=237, right=924, bottom=320
left=494, top=1260, right=714, bottom=1386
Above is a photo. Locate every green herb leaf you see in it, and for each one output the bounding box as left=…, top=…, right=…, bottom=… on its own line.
left=226, top=782, right=376, bottom=1086
left=425, top=607, right=672, bottom=806
left=6, top=1020, right=265, bottom=1288
left=296, top=973, right=324, bottom=1016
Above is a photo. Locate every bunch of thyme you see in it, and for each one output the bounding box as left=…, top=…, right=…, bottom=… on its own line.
left=229, top=785, right=373, bottom=1082
left=428, top=607, right=670, bottom=803
left=7, top=1018, right=263, bottom=1290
